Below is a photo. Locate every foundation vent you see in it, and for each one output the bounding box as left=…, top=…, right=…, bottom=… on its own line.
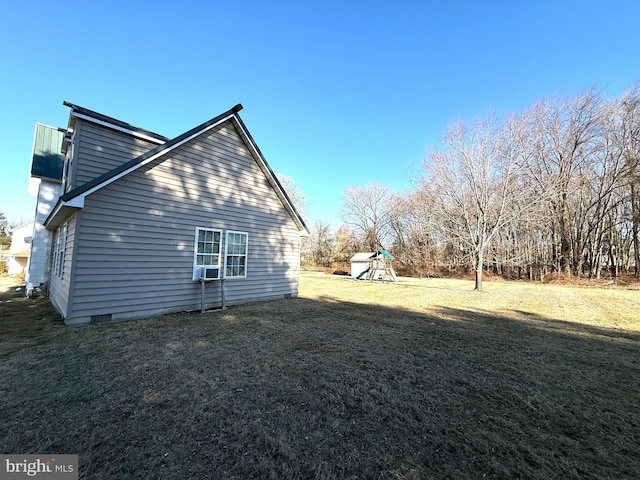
left=90, top=314, right=113, bottom=324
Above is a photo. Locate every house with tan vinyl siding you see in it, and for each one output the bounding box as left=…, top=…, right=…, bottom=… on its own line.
left=35, top=102, right=307, bottom=325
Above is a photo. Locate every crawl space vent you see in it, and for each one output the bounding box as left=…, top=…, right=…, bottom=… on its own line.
left=90, top=314, right=113, bottom=324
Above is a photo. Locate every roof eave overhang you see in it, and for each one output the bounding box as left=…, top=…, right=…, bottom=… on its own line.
left=43, top=197, right=84, bottom=230
left=63, top=101, right=169, bottom=146
left=69, top=111, right=166, bottom=145
left=30, top=174, right=63, bottom=184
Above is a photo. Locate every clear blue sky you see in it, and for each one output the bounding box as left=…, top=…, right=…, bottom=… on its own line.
left=1, top=1, right=639, bottom=228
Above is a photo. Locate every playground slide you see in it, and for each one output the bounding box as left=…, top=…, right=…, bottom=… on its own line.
left=355, top=267, right=370, bottom=279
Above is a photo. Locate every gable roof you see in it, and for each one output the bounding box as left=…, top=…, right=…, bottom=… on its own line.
left=31, top=124, right=65, bottom=181
left=44, top=104, right=308, bottom=234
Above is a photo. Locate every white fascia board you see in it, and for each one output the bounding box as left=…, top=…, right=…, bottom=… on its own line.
left=231, top=118, right=308, bottom=234
left=65, top=197, right=85, bottom=208
left=44, top=201, right=82, bottom=230
left=70, top=112, right=166, bottom=145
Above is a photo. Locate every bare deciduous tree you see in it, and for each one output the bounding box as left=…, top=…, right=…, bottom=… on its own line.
left=426, top=114, right=542, bottom=291
left=618, top=86, right=640, bottom=275
left=341, top=182, right=393, bottom=251
left=301, top=219, right=334, bottom=267
left=519, top=90, right=604, bottom=275
left=276, top=174, right=308, bottom=220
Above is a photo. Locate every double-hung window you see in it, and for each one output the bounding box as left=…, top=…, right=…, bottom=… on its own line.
left=194, top=227, right=222, bottom=279
left=225, top=231, right=248, bottom=278
left=52, top=223, right=67, bottom=278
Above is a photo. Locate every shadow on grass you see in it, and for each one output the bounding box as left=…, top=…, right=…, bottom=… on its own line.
left=0, top=285, right=63, bottom=357
left=0, top=296, right=638, bottom=479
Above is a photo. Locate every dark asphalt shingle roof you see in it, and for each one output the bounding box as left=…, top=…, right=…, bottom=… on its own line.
left=64, top=101, right=169, bottom=143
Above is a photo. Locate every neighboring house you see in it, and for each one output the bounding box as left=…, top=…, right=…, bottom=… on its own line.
left=29, top=102, right=307, bottom=325
left=4, top=222, right=34, bottom=275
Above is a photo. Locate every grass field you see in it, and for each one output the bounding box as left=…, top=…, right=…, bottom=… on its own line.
left=1, top=272, right=639, bottom=479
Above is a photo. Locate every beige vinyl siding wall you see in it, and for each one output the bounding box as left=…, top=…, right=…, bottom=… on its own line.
left=70, top=120, right=161, bottom=190
left=48, top=213, right=77, bottom=320
left=65, top=120, right=300, bottom=323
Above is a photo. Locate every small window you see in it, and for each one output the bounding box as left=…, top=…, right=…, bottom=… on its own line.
left=225, top=231, right=248, bottom=278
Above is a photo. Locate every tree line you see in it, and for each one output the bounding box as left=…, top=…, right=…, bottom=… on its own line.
left=302, top=86, right=640, bottom=290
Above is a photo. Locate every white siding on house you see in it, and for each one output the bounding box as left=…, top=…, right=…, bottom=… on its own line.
left=27, top=180, right=62, bottom=287
left=70, top=120, right=162, bottom=190
left=64, top=120, right=301, bottom=324
left=49, top=214, right=76, bottom=320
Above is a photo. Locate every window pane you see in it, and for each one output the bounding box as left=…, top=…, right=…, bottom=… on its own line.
left=197, top=242, right=205, bottom=254
left=198, top=230, right=206, bottom=241
left=225, top=255, right=246, bottom=277
left=214, top=232, right=220, bottom=242
left=204, top=243, right=213, bottom=253
left=196, top=255, right=204, bottom=265
left=238, top=257, right=245, bottom=276
left=205, top=230, right=212, bottom=242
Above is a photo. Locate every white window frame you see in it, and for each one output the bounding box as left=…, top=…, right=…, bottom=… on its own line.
left=193, top=227, right=223, bottom=280
left=224, top=230, right=248, bottom=279
left=53, top=223, right=67, bottom=278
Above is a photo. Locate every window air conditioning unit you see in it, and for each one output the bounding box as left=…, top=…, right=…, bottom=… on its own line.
left=201, top=267, right=220, bottom=281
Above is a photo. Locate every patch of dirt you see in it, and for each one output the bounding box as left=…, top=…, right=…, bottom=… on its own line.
left=331, top=269, right=350, bottom=276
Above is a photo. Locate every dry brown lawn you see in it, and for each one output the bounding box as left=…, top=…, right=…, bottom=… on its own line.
left=1, top=272, right=639, bottom=479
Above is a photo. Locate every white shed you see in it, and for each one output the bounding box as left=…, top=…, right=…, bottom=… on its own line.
left=350, top=252, right=376, bottom=279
